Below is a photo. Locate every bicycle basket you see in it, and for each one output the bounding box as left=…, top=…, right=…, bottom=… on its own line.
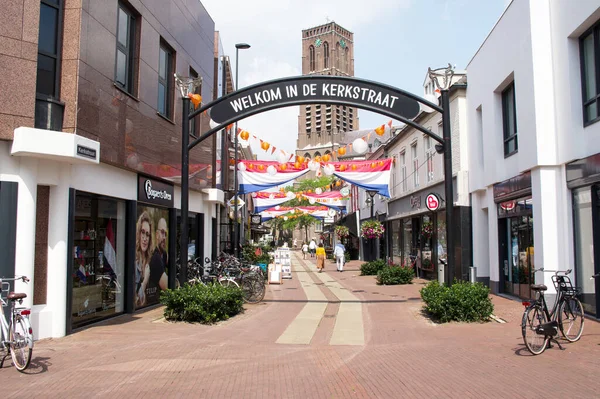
left=552, top=275, right=579, bottom=296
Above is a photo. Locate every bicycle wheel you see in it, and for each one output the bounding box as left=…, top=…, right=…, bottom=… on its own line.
left=10, top=316, right=33, bottom=371
left=241, top=276, right=265, bottom=304
left=558, top=297, right=584, bottom=342
left=521, top=305, right=548, bottom=355
left=219, top=278, right=239, bottom=289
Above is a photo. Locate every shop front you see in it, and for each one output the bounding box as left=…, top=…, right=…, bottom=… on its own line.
left=386, top=180, right=470, bottom=280
left=493, top=172, right=534, bottom=300
left=567, top=154, right=600, bottom=317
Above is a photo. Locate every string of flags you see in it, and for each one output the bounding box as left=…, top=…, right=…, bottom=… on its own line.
left=236, top=119, right=393, bottom=163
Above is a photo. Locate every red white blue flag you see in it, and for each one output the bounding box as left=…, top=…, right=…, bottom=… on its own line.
left=103, top=219, right=117, bottom=276
left=237, top=161, right=309, bottom=194
left=328, top=159, right=393, bottom=197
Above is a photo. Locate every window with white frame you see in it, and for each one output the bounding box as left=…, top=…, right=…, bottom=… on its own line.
left=424, top=135, right=434, bottom=182
left=400, top=151, right=407, bottom=192
left=411, top=142, right=419, bottom=188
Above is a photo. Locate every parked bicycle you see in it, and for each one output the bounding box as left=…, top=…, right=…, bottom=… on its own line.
left=0, top=276, right=33, bottom=371
left=521, top=268, right=584, bottom=355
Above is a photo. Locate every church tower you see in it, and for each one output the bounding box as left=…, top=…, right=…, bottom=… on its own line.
left=296, top=22, right=359, bottom=162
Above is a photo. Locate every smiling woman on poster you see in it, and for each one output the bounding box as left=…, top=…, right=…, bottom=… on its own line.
left=135, top=211, right=152, bottom=307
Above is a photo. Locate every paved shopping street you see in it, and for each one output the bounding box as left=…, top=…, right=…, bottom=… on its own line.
left=1, top=251, right=599, bottom=398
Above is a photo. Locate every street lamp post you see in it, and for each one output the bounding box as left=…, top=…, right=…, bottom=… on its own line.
left=428, top=64, right=455, bottom=284
left=174, top=74, right=203, bottom=286
left=233, top=43, right=251, bottom=258
left=365, top=189, right=378, bottom=261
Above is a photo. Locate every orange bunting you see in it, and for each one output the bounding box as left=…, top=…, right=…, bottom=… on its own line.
left=351, top=164, right=357, bottom=171
left=188, top=93, right=202, bottom=109
left=337, top=147, right=346, bottom=156
left=294, top=161, right=301, bottom=169
left=297, top=155, right=305, bottom=163
left=280, top=164, right=287, bottom=170
left=314, top=155, right=321, bottom=162
left=271, top=146, right=277, bottom=155
left=378, top=160, right=384, bottom=167
left=375, top=124, right=385, bottom=136
left=370, top=162, right=376, bottom=168
left=261, top=141, right=270, bottom=151
left=240, top=130, right=249, bottom=140
left=336, top=180, right=342, bottom=187
left=258, top=164, right=264, bottom=171
left=340, top=164, right=347, bottom=171
left=322, top=154, right=330, bottom=162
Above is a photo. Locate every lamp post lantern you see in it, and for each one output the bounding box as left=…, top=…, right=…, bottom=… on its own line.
left=233, top=42, right=251, bottom=258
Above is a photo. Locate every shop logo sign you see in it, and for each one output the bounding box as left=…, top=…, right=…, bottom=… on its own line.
left=145, top=180, right=172, bottom=201
left=425, top=193, right=440, bottom=211
left=138, top=175, right=174, bottom=207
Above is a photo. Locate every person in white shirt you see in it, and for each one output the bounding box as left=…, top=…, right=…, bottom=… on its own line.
left=334, top=242, right=346, bottom=272
left=308, top=239, right=317, bottom=258
left=301, top=242, right=309, bottom=259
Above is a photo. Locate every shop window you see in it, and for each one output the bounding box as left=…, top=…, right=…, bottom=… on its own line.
left=36, top=0, right=63, bottom=99
left=72, top=193, right=126, bottom=329
left=502, top=82, right=518, bottom=156
left=34, top=185, right=50, bottom=305
left=136, top=205, right=170, bottom=309
left=573, top=187, right=596, bottom=314
left=580, top=22, right=600, bottom=125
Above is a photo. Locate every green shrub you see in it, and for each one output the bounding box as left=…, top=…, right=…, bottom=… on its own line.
left=241, top=244, right=273, bottom=265
left=360, top=259, right=387, bottom=275
left=376, top=265, right=414, bottom=285
left=419, top=280, right=494, bottom=323
left=160, top=283, right=244, bottom=324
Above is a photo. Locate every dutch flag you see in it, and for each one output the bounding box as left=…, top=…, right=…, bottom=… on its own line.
left=103, top=219, right=117, bottom=277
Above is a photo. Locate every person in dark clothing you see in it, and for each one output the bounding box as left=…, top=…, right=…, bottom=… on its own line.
left=147, top=217, right=168, bottom=301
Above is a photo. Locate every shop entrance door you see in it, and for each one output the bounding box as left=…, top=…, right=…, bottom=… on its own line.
left=499, top=208, right=534, bottom=299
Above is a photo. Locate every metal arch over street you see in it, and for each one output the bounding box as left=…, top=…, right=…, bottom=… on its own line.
left=188, top=75, right=444, bottom=152
left=179, top=70, right=457, bottom=287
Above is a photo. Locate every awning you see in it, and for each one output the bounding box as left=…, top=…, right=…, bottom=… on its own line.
left=11, top=127, right=100, bottom=164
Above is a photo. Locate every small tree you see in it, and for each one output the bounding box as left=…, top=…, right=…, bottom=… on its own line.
left=297, top=214, right=317, bottom=242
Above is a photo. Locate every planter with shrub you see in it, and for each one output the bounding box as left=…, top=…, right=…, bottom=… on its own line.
left=376, top=265, right=415, bottom=285
left=360, top=259, right=386, bottom=276
left=419, top=280, right=494, bottom=323
left=160, top=283, right=244, bottom=324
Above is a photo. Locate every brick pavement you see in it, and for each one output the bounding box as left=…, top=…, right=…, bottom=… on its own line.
left=0, top=252, right=599, bottom=398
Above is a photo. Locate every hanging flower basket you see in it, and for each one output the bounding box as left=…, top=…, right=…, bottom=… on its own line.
left=335, top=225, right=350, bottom=240
left=421, top=221, right=433, bottom=240
left=360, top=220, right=385, bottom=239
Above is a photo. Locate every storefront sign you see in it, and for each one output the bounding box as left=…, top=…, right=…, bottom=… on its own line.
left=410, top=195, right=421, bottom=209
left=209, top=76, right=421, bottom=125
left=250, top=214, right=262, bottom=226
left=493, top=172, right=531, bottom=202
left=137, top=175, right=174, bottom=208
left=425, top=193, right=440, bottom=211
left=76, top=145, right=97, bottom=160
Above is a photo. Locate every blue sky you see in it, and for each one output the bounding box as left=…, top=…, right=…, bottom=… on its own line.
left=202, top=0, right=510, bottom=159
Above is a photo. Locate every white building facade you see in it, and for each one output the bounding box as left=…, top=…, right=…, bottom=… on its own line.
left=467, top=0, right=600, bottom=315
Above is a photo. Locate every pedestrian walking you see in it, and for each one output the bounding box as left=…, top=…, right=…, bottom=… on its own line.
left=293, top=238, right=297, bottom=250
left=309, top=239, right=317, bottom=258
left=334, top=242, right=346, bottom=272
left=316, top=243, right=326, bottom=272
left=301, top=242, right=309, bottom=259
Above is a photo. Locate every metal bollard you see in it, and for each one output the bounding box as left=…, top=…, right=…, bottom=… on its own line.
left=469, top=266, right=477, bottom=283
left=438, top=259, right=445, bottom=285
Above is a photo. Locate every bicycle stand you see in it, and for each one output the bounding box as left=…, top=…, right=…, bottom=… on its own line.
left=546, top=337, right=564, bottom=351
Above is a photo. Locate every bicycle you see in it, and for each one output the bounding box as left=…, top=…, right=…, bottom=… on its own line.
left=0, top=276, right=34, bottom=371
left=521, top=268, right=584, bottom=355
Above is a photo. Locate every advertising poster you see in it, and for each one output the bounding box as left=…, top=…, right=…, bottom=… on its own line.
left=135, top=206, right=169, bottom=309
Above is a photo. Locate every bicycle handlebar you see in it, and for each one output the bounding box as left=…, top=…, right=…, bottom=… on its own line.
left=534, top=268, right=572, bottom=275
left=0, top=276, right=29, bottom=283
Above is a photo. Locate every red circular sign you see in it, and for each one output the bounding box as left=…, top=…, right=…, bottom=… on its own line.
left=426, top=194, right=440, bottom=211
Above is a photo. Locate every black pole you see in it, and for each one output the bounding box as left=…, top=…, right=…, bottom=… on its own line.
left=441, top=89, right=455, bottom=285
left=180, top=96, right=190, bottom=285
left=233, top=48, right=240, bottom=258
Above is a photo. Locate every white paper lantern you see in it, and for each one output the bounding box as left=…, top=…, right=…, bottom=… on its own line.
left=209, top=119, right=219, bottom=129
left=290, top=209, right=295, bottom=214
left=286, top=191, right=296, bottom=199
left=269, top=193, right=275, bottom=199
left=267, top=165, right=277, bottom=176
left=275, top=205, right=281, bottom=210
left=309, top=197, right=316, bottom=205
left=323, top=164, right=335, bottom=176
left=352, top=138, right=368, bottom=154
left=251, top=192, right=257, bottom=198
left=237, top=162, right=246, bottom=171
left=284, top=216, right=288, bottom=221
left=315, top=188, right=323, bottom=195
left=308, top=160, right=319, bottom=171
left=277, top=151, right=289, bottom=164
left=420, top=93, right=439, bottom=113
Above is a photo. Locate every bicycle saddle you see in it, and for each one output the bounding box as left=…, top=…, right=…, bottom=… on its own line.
left=8, top=292, right=27, bottom=300
left=531, top=284, right=547, bottom=291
